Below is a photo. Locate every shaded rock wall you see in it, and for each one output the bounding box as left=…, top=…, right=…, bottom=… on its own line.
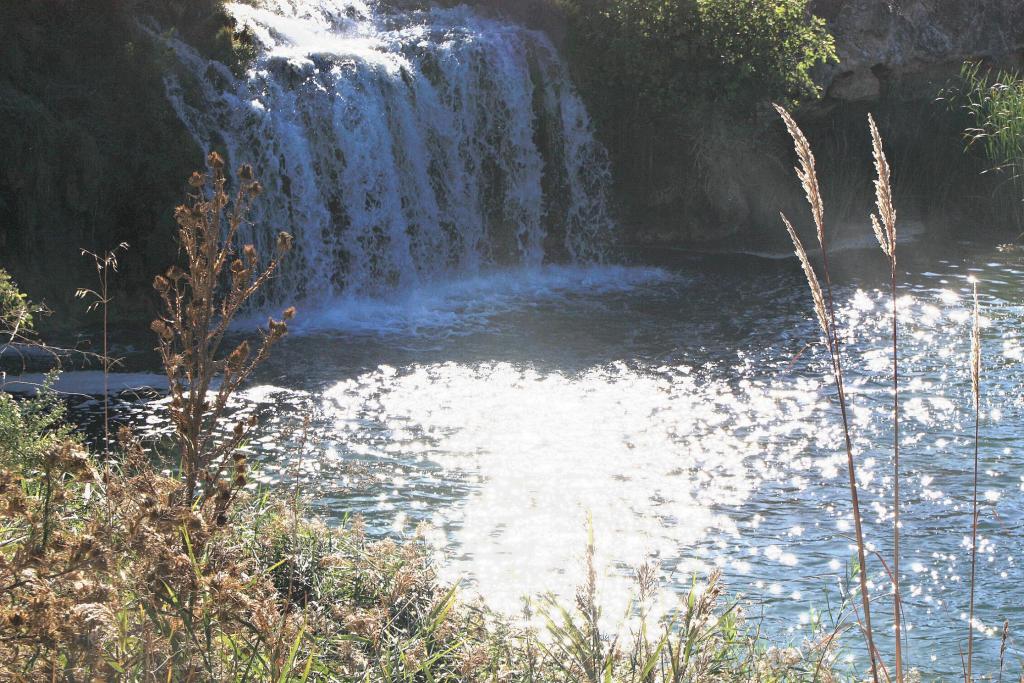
left=814, top=0, right=1024, bottom=101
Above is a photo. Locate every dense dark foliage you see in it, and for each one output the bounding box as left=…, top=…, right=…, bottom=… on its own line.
left=0, top=0, right=252, bottom=318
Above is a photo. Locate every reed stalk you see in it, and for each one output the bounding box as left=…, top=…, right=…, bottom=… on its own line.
left=76, top=243, right=128, bottom=458
left=967, top=280, right=982, bottom=683
left=869, top=112, right=903, bottom=682
left=775, top=104, right=880, bottom=683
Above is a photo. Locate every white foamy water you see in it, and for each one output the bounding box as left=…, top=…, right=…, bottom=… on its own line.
left=286, top=264, right=675, bottom=335
left=163, top=0, right=615, bottom=306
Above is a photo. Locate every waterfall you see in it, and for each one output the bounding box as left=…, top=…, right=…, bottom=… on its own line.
left=163, top=0, right=615, bottom=305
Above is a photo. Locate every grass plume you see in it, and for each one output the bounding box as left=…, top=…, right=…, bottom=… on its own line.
left=869, top=112, right=904, bottom=683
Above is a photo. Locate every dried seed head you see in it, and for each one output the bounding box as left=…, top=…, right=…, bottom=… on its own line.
left=276, top=231, right=294, bottom=254
left=230, top=259, right=245, bottom=274
left=268, top=318, right=288, bottom=339
left=238, top=164, right=254, bottom=181
left=283, top=306, right=296, bottom=321
left=188, top=172, right=205, bottom=188
left=243, top=244, right=257, bottom=262
left=781, top=212, right=829, bottom=337
left=869, top=113, right=896, bottom=259
left=249, top=181, right=263, bottom=197
left=153, top=275, right=170, bottom=293
left=150, top=319, right=173, bottom=341
left=208, top=151, right=225, bottom=169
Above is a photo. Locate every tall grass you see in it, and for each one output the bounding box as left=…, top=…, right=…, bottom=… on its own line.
left=775, top=104, right=881, bottom=683
left=967, top=280, right=982, bottom=682
left=957, top=62, right=1024, bottom=232
left=775, top=106, right=1008, bottom=682
left=76, top=243, right=128, bottom=459
left=868, top=113, right=903, bottom=683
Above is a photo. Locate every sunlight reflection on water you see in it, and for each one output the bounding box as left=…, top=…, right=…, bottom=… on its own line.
left=71, top=247, right=1024, bottom=674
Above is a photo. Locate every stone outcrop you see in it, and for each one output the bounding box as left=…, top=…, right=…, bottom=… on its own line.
left=812, top=0, right=1024, bottom=101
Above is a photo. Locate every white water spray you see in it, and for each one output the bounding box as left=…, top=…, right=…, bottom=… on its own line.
left=164, top=0, right=615, bottom=306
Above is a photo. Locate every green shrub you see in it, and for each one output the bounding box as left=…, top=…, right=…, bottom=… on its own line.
left=0, top=375, right=75, bottom=470
left=0, top=269, right=35, bottom=335
left=559, top=0, right=836, bottom=127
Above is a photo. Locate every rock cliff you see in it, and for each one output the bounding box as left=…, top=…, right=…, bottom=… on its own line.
left=814, top=0, right=1024, bottom=101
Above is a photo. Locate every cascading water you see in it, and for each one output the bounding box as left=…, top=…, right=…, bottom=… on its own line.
left=163, top=0, right=615, bottom=306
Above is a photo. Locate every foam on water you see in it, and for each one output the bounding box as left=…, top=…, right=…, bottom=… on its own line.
left=288, top=264, right=675, bottom=335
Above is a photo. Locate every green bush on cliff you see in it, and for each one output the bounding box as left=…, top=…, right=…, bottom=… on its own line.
left=560, top=0, right=836, bottom=126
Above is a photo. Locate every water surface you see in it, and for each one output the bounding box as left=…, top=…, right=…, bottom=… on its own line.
left=79, top=240, right=1024, bottom=675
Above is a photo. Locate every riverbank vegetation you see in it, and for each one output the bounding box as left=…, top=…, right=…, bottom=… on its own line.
left=560, top=0, right=836, bottom=121
left=955, top=63, right=1024, bottom=232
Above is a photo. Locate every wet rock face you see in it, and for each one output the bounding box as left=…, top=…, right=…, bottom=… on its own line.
left=813, top=0, right=1024, bottom=100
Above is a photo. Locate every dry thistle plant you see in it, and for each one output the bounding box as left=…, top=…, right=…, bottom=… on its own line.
left=151, top=152, right=295, bottom=509
left=869, top=112, right=905, bottom=683
left=774, top=103, right=881, bottom=683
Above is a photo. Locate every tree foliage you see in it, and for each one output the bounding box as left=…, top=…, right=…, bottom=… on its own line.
left=560, top=0, right=837, bottom=126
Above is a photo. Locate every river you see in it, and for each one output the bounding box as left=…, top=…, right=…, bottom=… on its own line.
left=54, top=238, right=1019, bottom=676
